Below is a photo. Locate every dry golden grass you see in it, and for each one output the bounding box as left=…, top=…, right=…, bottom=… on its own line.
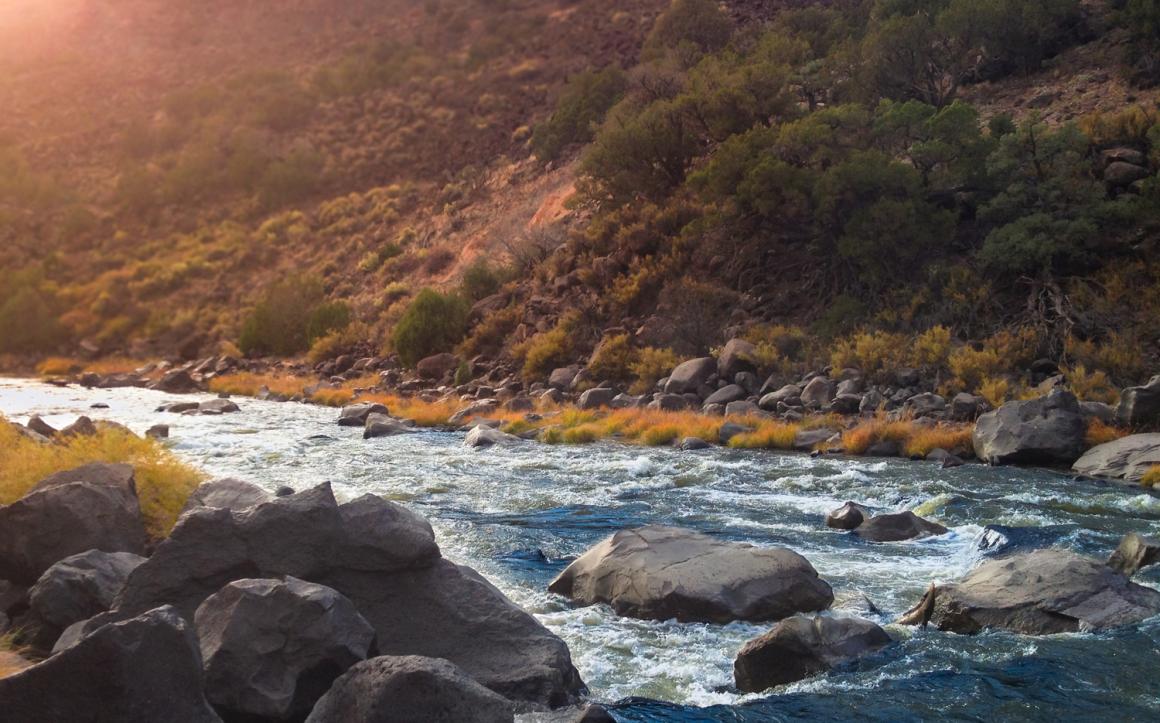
left=842, top=416, right=914, bottom=455
left=208, top=372, right=307, bottom=398
left=727, top=420, right=800, bottom=450
left=1141, top=465, right=1160, bottom=487
left=0, top=418, right=205, bottom=539
left=1085, top=418, right=1130, bottom=447
left=36, top=356, right=154, bottom=378
left=840, top=414, right=973, bottom=457
left=902, top=425, right=974, bottom=457
left=0, top=635, right=32, bottom=680
left=310, top=387, right=357, bottom=406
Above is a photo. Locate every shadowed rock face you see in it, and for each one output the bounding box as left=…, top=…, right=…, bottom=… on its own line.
left=734, top=615, right=891, bottom=692
left=917, top=549, right=1160, bottom=635
left=0, top=606, right=221, bottom=723
left=0, top=463, right=148, bottom=584
left=107, top=483, right=581, bottom=707
left=305, top=655, right=515, bottom=723
left=196, top=577, right=375, bottom=721
left=24, top=549, right=146, bottom=652
left=549, top=525, right=833, bottom=623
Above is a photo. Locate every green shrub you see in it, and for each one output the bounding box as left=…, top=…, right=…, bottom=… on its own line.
left=587, top=333, right=637, bottom=383
left=644, top=0, right=734, bottom=61
left=0, top=272, right=69, bottom=354
left=238, top=275, right=332, bottom=357
left=305, top=301, right=352, bottom=343
left=257, top=145, right=324, bottom=209
left=459, top=259, right=513, bottom=301
left=532, top=67, right=627, bottom=162
left=392, top=289, right=469, bottom=367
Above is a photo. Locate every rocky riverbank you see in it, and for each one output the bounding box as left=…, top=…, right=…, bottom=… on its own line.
left=26, top=347, right=1160, bottom=487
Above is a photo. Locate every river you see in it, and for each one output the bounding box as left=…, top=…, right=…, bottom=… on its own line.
left=2, top=378, right=1159, bottom=721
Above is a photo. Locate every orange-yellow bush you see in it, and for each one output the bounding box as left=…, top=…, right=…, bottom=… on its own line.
left=727, top=420, right=800, bottom=450
left=1085, top=418, right=1129, bottom=447
left=0, top=418, right=204, bottom=539
left=1141, top=465, right=1160, bottom=487
left=209, top=372, right=306, bottom=398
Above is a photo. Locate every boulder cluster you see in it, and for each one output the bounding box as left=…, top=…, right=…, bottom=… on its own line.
left=0, top=466, right=588, bottom=722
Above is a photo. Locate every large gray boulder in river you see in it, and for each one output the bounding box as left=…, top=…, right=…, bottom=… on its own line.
left=899, top=548, right=1160, bottom=635
left=305, top=656, right=514, bottom=723
left=196, top=577, right=375, bottom=721
left=0, top=463, right=148, bottom=583
left=548, top=526, right=833, bottom=623
left=733, top=615, right=891, bottom=692
left=108, top=483, right=582, bottom=707
left=1072, top=433, right=1160, bottom=483
left=0, top=605, right=221, bottom=722
left=972, top=389, right=1087, bottom=466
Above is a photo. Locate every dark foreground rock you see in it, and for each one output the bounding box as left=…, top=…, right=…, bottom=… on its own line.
left=903, top=548, right=1160, bottom=634
left=180, top=478, right=272, bottom=515
left=196, top=577, right=375, bottom=721
left=24, top=549, right=146, bottom=651
left=109, top=483, right=581, bottom=707
left=972, top=390, right=1086, bottom=466
left=853, top=511, right=948, bottom=543
left=1072, top=434, right=1160, bottom=483
left=305, top=656, right=514, bottom=723
left=0, top=606, right=221, bottom=722
left=734, top=615, right=891, bottom=692
left=548, top=526, right=833, bottom=623
left=320, top=560, right=582, bottom=706
left=0, top=463, right=148, bottom=583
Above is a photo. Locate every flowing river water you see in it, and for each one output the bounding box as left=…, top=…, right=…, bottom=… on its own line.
left=2, top=379, right=1159, bottom=721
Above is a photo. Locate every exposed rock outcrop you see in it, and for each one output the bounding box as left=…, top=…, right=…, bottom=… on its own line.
left=548, top=526, right=833, bottom=623
left=972, top=390, right=1087, bottom=466
left=1072, top=434, right=1160, bottom=483
left=902, top=548, right=1160, bottom=634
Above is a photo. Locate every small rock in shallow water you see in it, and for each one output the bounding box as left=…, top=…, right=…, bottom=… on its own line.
left=734, top=614, right=891, bottom=691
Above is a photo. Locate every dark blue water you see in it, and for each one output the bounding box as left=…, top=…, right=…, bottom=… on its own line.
left=3, top=379, right=1158, bottom=720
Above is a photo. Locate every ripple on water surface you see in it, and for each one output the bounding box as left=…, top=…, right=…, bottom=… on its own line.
left=2, top=379, right=1159, bottom=719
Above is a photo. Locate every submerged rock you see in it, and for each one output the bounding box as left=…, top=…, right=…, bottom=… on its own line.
left=465, top=425, right=519, bottom=448
left=196, top=577, right=375, bottom=721
left=733, top=615, right=891, bottom=692
left=972, top=390, right=1086, bottom=466
left=0, top=606, right=221, bottom=722
left=548, top=525, right=833, bottom=623
left=305, top=655, right=514, bottom=723
left=904, top=548, right=1160, bottom=634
